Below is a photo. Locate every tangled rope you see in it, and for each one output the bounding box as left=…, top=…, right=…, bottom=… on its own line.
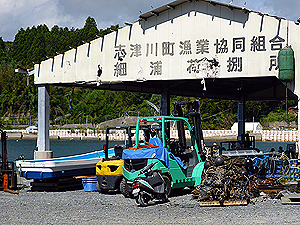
left=192, top=156, right=258, bottom=203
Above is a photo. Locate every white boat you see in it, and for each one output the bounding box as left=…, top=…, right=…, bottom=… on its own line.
left=16, top=149, right=115, bottom=180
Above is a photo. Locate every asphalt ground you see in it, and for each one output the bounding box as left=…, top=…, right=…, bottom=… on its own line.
left=0, top=178, right=299, bottom=225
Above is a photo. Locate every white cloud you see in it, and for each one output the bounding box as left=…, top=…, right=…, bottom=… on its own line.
left=262, top=0, right=300, bottom=21
left=29, top=1, right=82, bottom=29
left=0, top=1, right=55, bottom=40
left=0, top=0, right=86, bottom=40
left=56, top=0, right=170, bottom=28
left=0, top=0, right=170, bottom=40
left=0, top=0, right=299, bottom=41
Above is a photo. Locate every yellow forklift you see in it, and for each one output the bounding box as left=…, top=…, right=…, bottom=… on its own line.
left=96, top=126, right=134, bottom=196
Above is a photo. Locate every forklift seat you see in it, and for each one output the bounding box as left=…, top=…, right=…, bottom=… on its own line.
left=149, top=137, right=164, bottom=148
left=114, top=145, right=125, bottom=158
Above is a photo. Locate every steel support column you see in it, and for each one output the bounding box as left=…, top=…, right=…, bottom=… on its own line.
left=160, top=87, right=170, bottom=116
left=35, top=85, right=53, bottom=159
left=237, top=94, right=245, bottom=143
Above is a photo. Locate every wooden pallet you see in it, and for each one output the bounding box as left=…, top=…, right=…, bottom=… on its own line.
left=192, top=194, right=199, bottom=200
left=199, top=201, right=221, bottom=207
left=223, top=200, right=248, bottom=206
left=199, top=200, right=248, bottom=207
left=257, top=185, right=285, bottom=194
left=281, top=195, right=300, bottom=205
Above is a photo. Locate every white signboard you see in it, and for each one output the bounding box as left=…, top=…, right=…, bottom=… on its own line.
left=35, top=0, right=299, bottom=93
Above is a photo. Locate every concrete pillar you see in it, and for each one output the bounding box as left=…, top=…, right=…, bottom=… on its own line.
left=160, top=86, right=170, bottom=116
left=237, top=94, right=245, bottom=143
left=35, top=85, right=53, bottom=159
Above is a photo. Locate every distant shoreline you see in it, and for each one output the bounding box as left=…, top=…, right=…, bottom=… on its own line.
left=4, top=129, right=298, bottom=142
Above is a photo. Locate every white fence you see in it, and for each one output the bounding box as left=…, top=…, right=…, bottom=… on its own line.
left=203, top=130, right=298, bottom=142
left=254, top=130, right=298, bottom=142
left=10, top=129, right=298, bottom=142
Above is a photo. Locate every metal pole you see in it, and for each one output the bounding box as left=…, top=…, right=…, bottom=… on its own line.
left=286, top=84, right=288, bottom=125
left=160, top=86, right=170, bottom=116
left=237, top=94, right=245, bottom=145
left=1, top=131, right=7, bottom=171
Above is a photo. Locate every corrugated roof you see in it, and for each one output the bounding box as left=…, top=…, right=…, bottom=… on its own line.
left=138, top=0, right=285, bottom=21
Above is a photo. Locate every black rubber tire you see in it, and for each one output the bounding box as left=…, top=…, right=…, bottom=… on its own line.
left=162, top=175, right=172, bottom=197
left=120, top=178, right=133, bottom=198
left=135, top=197, right=141, bottom=205
left=96, top=182, right=108, bottom=194
left=137, top=193, right=149, bottom=206
left=170, top=187, right=184, bottom=196
left=96, top=182, right=101, bottom=193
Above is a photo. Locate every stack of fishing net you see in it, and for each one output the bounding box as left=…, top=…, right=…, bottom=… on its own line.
left=192, top=156, right=259, bottom=203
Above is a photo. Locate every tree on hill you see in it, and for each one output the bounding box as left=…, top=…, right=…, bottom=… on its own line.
left=0, top=16, right=296, bottom=129
left=81, top=16, right=99, bottom=42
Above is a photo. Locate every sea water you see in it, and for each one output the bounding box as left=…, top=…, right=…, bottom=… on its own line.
left=5, top=139, right=125, bottom=161
left=4, top=139, right=296, bottom=161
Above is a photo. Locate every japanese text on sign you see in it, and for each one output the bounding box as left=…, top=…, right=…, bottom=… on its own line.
left=112, top=34, right=285, bottom=76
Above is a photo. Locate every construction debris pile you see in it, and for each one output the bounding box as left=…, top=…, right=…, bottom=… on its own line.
left=192, top=156, right=260, bottom=204
left=192, top=153, right=300, bottom=206
left=252, top=154, right=298, bottom=180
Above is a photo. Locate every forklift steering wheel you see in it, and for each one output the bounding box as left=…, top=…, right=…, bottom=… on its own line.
left=167, top=139, right=182, bottom=156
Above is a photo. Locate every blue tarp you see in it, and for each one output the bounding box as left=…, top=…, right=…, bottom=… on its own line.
left=122, top=145, right=169, bottom=168
left=123, top=138, right=194, bottom=169
left=149, top=137, right=186, bottom=169
left=169, top=152, right=187, bottom=169
left=149, top=137, right=164, bottom=147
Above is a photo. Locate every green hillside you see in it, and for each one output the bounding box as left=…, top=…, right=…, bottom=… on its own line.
left=0, top=17, right=296, bottom=130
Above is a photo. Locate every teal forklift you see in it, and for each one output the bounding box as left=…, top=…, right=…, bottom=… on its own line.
left=121, top=100, right=206, bottom=199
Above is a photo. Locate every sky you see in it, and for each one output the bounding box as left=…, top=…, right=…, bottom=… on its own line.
left=1, top=0, right=300, bottom=41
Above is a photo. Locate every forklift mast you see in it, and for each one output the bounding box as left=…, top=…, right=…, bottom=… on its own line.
left=173, top=103, right=187, bottom=150
left=104, top=126, right=134, bottom=159
left=172, top=100, right=205, bottom=157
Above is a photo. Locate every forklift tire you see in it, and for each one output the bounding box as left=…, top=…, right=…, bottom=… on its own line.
left=96, top=182, right=101, bottom=192
left=96, top=182, right=108, bottom=194
left=120, top=178, right=133, bottom=198
left=162, top=175, right=172, bottom=197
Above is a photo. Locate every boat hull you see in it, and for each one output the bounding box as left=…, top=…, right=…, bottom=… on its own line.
left=16, top=149, right=115, bottom=180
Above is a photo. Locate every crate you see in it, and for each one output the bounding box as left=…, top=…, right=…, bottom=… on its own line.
left=82, top=176, right=97, bottom=192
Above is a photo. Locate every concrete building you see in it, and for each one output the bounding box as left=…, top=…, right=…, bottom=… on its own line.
left=33, top=0, right=299, bottom=158
left=231, top=122, right=263, bottom=131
